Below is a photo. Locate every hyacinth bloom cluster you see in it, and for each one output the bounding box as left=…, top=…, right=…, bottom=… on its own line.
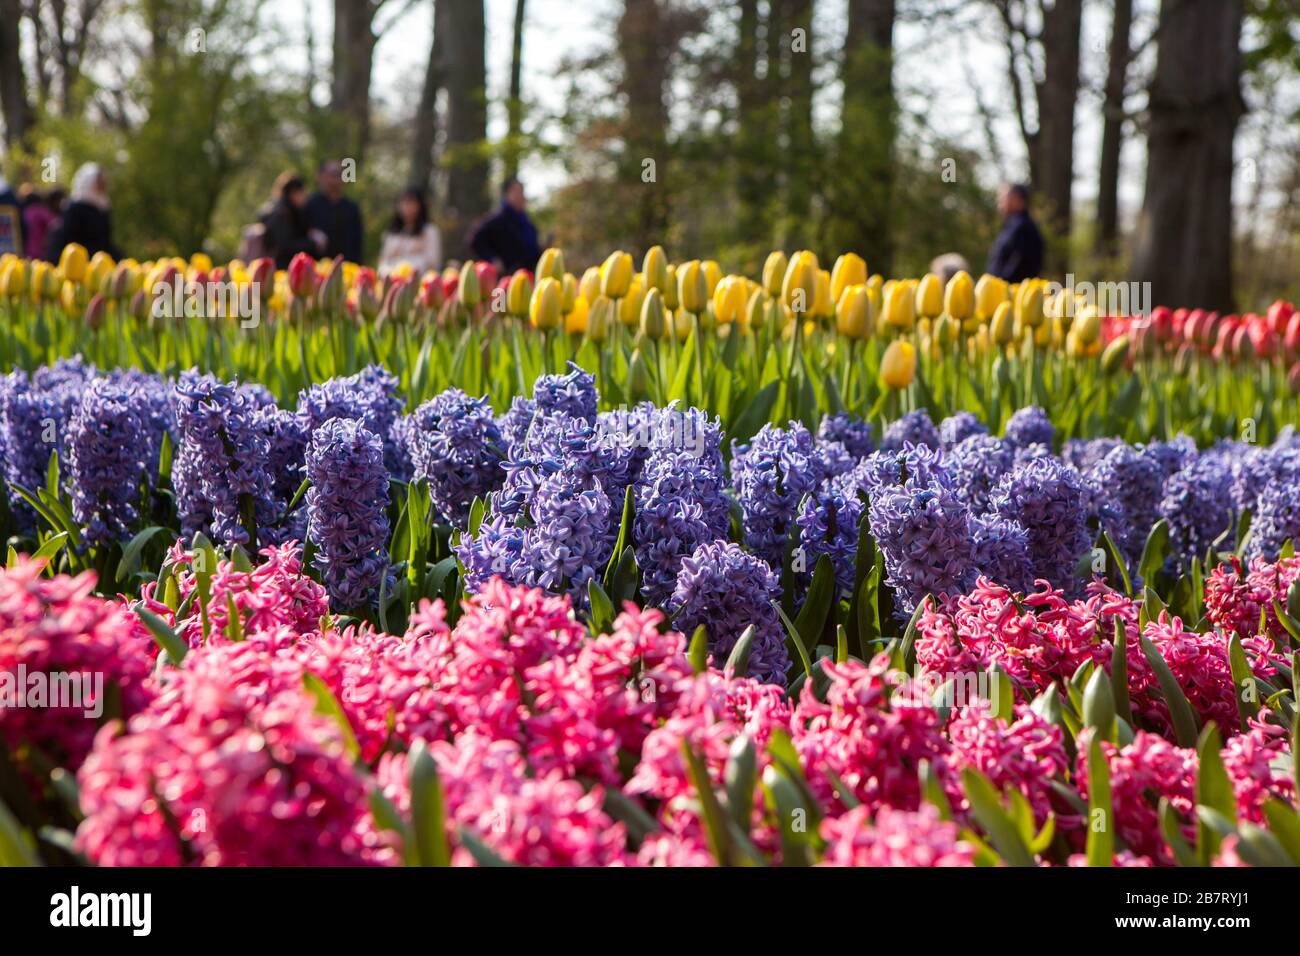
left=64, top=378, right=154, bottom=547
left=298, top=364, right=406, bottom=476
left=0, top=560, right=156, bottom=777
left=1003, top=405, right=1055, bottom=450
left=407, top=388, right=506, bottom=524
left=938, top=411, right=987, bottom=449
left=730, top=422, right=826, bottom=566
left=1158, top=455, right=1233, bottom=568
left=173, top=370, right=279, bottom=547
left=990, top=457, right=1091, bottom=587
left=796, top=489, right=864, bottom=596
left=880, top=408, right=940, bottom=451
left=533, top=362, right=599, bottom=423
left=305, top=418, right=391, bottom=609
left=668, top=540, right=790, bottom=686
left=1206, top=555, right=1300, bottom=654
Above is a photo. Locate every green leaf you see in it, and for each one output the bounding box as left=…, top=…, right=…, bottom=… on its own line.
left=1137, top=519, right=1169, bottom=590
left=302, top=672, right=361, bottom=762
left=1158, top=798, right=1198, bottom=867
left=724, top=735, right=757, bottom=834
left=1085, top=733, right=1114, bottom=866
left=1139, top=633, right=1200, bottom=747
left=116, top=526, right=165, bottom=583
left=1195, top=723, right=1236, bottom=865
left=761, top=764, right=812, bottom=867
left=792, top=553, right=836, bottom=649
left=407, top=740, right=451, bottom=867
left=960, top=768, right=1036, bottom=867
left=0, top=797, right=40, bottom=867
left=602, top=485, right=635, bottom=590
left=773, top=601, right=814, bottom=681
left=688, top=624, right=709, bottom=674
left=1083, top=668, right=1116, bottom=742
left=587, top=578, right=615, bottom=635
left=1261, top=799, right=1300, bottom=865
left=135, top=606, right=187, bottom=664
left=457, top=826, right=516, bottom=866
left=1226, top=632, right=1260, bottom=730
left=682, top=740, right=733, bottom=865
left=725, top=625, right=755, bottom=678
left=1110, top=617, right=1131, bottom=725
left=30, top=532, right=69, bottom=568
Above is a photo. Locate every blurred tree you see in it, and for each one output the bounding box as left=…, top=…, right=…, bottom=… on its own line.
left=439, top=0, right=488, bottom=258
left=1095, top=0, right=1133, bottom=259
left=331, top=0, right=379, bottom=162
left=833, top=0, right=896, bottom=274
left=0, top=0, right=33, bottom=147
left=618, top=0, right=671, bottom=250
left=1133, top=0, right=1244, bottom=311
left=409, top=0, right=442, bottom=196
left=504, top=0, right=528, bottom=182
left=779, top=0, right=815, bottom=248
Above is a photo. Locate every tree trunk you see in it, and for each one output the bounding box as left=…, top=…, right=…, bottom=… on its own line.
left=1095, top=0, right=1132, bottom=257
left=1133, top=0, right=1243, bottom=311
left=734, top=0, right=768, bottom=243
left=410, top=2, right=442, bottom=195
left=617, top=0, right=670, bottom=252
left=504, top=0, right=527, bottom=181
left=1033, top=0, right=1082, bottom=269
left=838, top=0, right=895, bottom=274
left=781, top=0, right=815, bottom=248
left=331, top=0, right=377, bottom=163
left=440, top=0, right=489, bottom=259
left=0, top=0, right=33, bottom=147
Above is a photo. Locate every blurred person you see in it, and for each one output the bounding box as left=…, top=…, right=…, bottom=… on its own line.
left=378, top=187, right=442, bottom=275
left=468, top=177, right=541, bottom=274
left=0, top=172, right=22, bottom=255
left=306, top=159, right=364, bottom=264
left=47, top=163, right=121, bottom=261
left=23, top=187, right=65, bottom=261
left=986, top=182, right=1043, bottom=283
left=261, top=172, right=326, bottom=270
left=929, top=253, right=971, bottom=287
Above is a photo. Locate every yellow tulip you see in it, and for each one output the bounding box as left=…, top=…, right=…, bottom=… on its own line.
left=836, top=284, right=873, bottom=340
left=941, top=271, right=975, bottom=321
left=0, top=257, right=27, bottom=297
left=884, top=280, right=915, bottom=331
left=640, top=287, right=667, bottom=340
left=529, top=277, right=563, bottom=330
left=1017, top=281, right=1045, bottom=329
left=561, top=273, right=578, bottom=313
left=1101, top=334, right=1130, bottom=373
left=600, top=250, right=634, bottom=298
left=915, top=273, right=944, bottom=319
left=811, top=269, right=833, bottom=318
left=669, top=308, right=695, bottom=342
left=677, top=259, right=708, bottom=314
left=782, top=251, right=818, bottom=314
left=506, top=271, right=533, bottom=316
left=59, top=243, right=89, bottom=283
left=934, top=313, right=959, bottom=346
left=565, top=294, right=590, bottom=335
left=579, top=266, right=601, bottom=304
left=662, top=264, right=679, bottom=310
left=830, top=253, right=867, bottom=303
left=713, top=276, right=747, bottom=324
left=617, top=275, right=646, bottom=326
left=702, top=260, right=722, bottom=297
left=880, top=339, right=916, bottom=389
left=762, top=251, right=788, bottom=297
left=1074, top=307, right=1102, bottom=346
left=641, top=245, right=668, bottom=292
left=990, top=301, right=1015, bottom=345
left=189, top=252, right=213, bottom=274
left=587, top=296, right=612, bottom=343
left=974, top=273, right=1009, bottom=322
left=536, top=247, right=565, bottom=282
left=745, top=289, right=767, bottom=333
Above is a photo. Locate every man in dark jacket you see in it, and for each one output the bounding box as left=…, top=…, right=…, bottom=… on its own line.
left=0, top=176, right=23, bottom=256
left=986, top=182, right=1044, bottom=283
left=306, top=159, right=364, bottom=263
left=469, top=178, right=541, bottom=274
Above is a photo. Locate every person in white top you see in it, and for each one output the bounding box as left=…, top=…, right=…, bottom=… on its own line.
left=378, top=188, right=442, bottom=275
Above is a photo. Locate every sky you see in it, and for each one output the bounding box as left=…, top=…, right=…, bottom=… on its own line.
left=281, top=0, right=1294, bottom=234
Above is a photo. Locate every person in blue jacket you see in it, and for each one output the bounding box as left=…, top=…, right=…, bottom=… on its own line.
left=468, top=178, right=541, bottom=274
left=986, top=182, right=1044, bottom=283
left=306, top=159, right=364, bottom=264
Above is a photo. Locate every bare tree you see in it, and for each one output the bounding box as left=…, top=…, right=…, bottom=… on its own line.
left=331, top=0, right=379, bottom=162
left=503, top=0, right=527, bottom=182
left=780, top=0, right=815, bottom=247
left=409, top=0, right=441, bottom=195
left=1095, top=0, right=1133, bottom=258
left=0, top=0, right=33, bottom=146
left=439, top=0, right=488, bottom=258
left=1133, top=0, right=1244, bottom=311
left=618, top=0, right=670, bottom=251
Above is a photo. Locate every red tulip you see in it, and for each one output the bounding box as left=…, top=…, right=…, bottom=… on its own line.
left=287, top=252, right=317, bottom=299
left=418, top=273, right=445, bottom=310
left=1284, top=312, right=1300, bottom=357
left=1268, top=299, right=1295, bottom=335
left=475, top=261, right=498, bottom=297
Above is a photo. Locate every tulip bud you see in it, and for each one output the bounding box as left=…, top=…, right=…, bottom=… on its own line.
left=618, top=276, right=646, bottom=326
left=564, top=295, right=589, bottom=335
left=622, top=349, right=648, bottom=401
left=677, top=259, right=708, bottom=314
left=782, top=252, right=818, bottom=314
left=880, top=339, right=916, bottom=390
left=1017, top=282, right=1045, bottom=329
left=811, top=269, right=833, bottom=318
left=830, top=253, right=867, bottom=304
left=59, top=243, right=89, bottom=283
left=762, top=251, right=788, bottom=297
left=935, top=313, right=958, bottom=346
left=642, top=245, right=668, bottom=292
left=662, top=264, right=679, bottom=310
left=506, top=270, right=533, bottom=316
left=712, top=276, right=746, bottom=324
left=317, top=257, right=346, bottom=312
left=536, top=247, right=565, bottom=282
left=944, top=271, right=974, bottom=321
left=600, top=251, right=634, bottom=299
left=911, top=274, right=940, bottom=320
left=84, top=292, right=106, bottom=329
left=1101, top=334, right=1130, bottom=373
left=1289, top=362, right=1300, bottom=397
left=587, top=296, right=613, bottom=343
left=745, top=288, right=767, bottom=333
left=884, top=280, right=915, bottom=331
left=640, top=287, right=667, bottom=340
left=702, top=260, right=722, bottom=297
left=530, top=276, right=563, bottom=330
left=287, top=253, right=317, bottom=299
left=1074, top=308, right=1102, bottom=346
left=974, top=273, right=1008, bottom=322
left=1285, top=312, right=1300, bottom=358
left=457, top=260, right=482, bottom=308
left=1, top=257, right=27, bottom=297
left=561, top=273, right=578, bottom=313
left=990, top=301, right=1015, bottom=345
left=836, top=284, right=872, bottom=340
